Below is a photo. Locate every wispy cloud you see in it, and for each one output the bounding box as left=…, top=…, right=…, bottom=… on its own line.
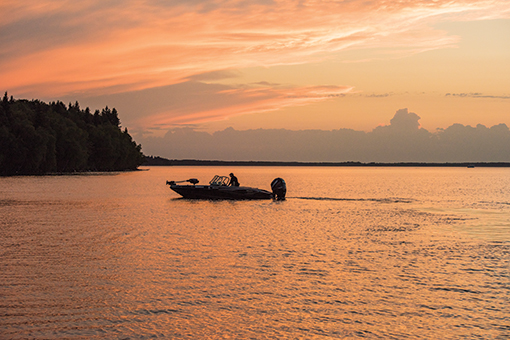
left=61, top=79, right=352, bottom=131
left=364, top=93, right=394, bottom=98
left=446, top=92, right=510, bottom=99
left=2, top=0, right=509, bottom=97
left=2, top=0, right=509, bottom=131
left=137, top=83, right=353, bottom=129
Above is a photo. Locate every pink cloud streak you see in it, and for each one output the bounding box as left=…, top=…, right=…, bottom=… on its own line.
left=1, top=0, right=509, bottom=129
left=2, top=0, right=508, bottom=96
left=139, top=84, right=353, bottom=129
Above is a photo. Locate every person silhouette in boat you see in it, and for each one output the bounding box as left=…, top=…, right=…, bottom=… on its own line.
left=229, top=173, right=240, bottom=187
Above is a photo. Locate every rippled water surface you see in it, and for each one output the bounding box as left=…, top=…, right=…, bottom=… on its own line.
left=1, top=166, right=509, bottom=339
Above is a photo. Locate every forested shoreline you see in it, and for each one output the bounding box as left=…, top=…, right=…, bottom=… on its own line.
left=144, top=156, right=510, bottom=167
left=0, top=93, right=145, bottom=175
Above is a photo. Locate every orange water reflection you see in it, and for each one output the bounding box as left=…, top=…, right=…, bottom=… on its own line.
left=1, top=167, right=509, bottom=338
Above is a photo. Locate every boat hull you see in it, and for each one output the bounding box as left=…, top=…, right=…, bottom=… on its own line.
left=170, top=185, right=274, bottom=200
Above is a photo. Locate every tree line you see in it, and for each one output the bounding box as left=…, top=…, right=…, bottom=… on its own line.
left=0, top=93, right=145, bottom=175
left=144, top=156, right=510, bottom=167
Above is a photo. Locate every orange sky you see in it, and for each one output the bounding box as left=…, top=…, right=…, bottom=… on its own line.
left=1, top=0, right=509, bottom=136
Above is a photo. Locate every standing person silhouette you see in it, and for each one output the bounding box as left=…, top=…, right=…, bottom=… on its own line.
left=229, top=173, right=240, bottom=186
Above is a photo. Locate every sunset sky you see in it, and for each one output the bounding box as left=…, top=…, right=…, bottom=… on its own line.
left=1, top=0, right=510, bottom=160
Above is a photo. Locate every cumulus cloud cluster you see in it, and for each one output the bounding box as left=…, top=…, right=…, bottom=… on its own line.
left=137, top=109, right=510, bottom=162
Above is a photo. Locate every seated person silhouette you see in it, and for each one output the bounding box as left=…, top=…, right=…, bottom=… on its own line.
left=229, top=173, right=240, bottom=186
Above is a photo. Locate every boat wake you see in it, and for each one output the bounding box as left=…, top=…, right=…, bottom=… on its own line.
left=289, top=196, right=414, bottom=204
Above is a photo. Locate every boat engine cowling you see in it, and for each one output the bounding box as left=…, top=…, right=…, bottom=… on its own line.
left=271, top=178, right=286, bottom=200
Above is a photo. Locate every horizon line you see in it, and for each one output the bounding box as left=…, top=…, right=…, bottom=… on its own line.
left=144, top=156, right=510, bottom=167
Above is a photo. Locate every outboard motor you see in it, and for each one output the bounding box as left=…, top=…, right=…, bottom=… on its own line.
left=271, top=178, right=286, bottom=200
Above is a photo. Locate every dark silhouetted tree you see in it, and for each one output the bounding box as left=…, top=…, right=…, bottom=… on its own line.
left=0, top=94, right=144, bottom=175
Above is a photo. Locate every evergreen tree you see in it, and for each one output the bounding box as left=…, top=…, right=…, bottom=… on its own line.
left=0, top=94, right=145, bottom=175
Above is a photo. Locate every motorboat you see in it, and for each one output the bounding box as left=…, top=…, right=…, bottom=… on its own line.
left=166, top=175, right=286, bottom=200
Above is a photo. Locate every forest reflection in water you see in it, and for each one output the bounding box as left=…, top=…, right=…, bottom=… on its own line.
left=0, top=166, right=509, bottom=339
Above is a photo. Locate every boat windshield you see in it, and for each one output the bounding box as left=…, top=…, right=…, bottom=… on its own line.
left=209, top=175, right=230, bottom=186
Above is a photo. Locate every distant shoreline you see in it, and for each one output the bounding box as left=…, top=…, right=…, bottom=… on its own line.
left=144, top=156, right=510, bottom=168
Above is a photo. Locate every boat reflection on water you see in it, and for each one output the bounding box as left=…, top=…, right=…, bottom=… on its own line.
left=166, top=175, right=286, bottom=200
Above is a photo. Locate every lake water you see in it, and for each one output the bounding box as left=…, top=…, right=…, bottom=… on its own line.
left=1, top=166, right=509, bottom=339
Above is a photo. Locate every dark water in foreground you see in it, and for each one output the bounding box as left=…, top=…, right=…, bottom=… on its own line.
left=1, top=166, right=509, bottom=339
